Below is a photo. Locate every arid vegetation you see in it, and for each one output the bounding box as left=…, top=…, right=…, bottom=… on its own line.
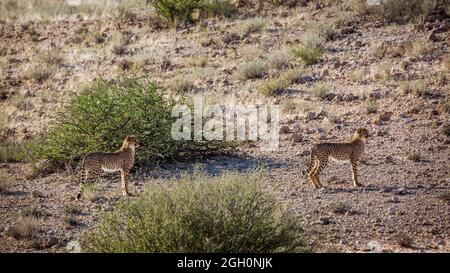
left=0, top=0, right=449, bottom=253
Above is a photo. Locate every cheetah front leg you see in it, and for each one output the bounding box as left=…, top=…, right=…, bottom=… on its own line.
left=307, top=159, right=320, bottom=189
left=309, top=160, right=323, bottom=189
left=350, top=159, right=362, bottom=187
left=120, top=169, right=130, bottom=196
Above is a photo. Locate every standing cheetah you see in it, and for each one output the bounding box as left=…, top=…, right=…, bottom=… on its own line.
left=76, top=135, right=139, bottom=200
left=302, top=128, right=370, bottom=189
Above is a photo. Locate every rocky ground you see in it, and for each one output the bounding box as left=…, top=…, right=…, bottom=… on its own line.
left=0, top=1, right=449, bottom=252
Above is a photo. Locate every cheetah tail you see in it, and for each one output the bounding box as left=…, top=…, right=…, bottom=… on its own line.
left=76, top=160, right=86, bottom=200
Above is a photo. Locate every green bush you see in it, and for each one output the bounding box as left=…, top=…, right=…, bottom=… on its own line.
left=0, top=142, right=30, bottom=163
left=203, top=0, right=237, bottom=18
left=153, top=0, right=236, bottom=24
left=36, top=77, right=229, bottom=164
left=293, top=47, right=321, bottom=66
left=83, top=171, right=309, bottom=253
left=153, top=0, right=204, bottom=24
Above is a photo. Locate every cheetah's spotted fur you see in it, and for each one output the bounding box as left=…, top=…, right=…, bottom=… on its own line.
left=76, top=135, right=139, bottom=200
left=302, top=128, right=370, bottom=189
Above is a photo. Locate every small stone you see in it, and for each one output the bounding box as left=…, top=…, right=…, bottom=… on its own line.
left=291, top=133, right=303, bottom=143
left=385, top=156, right=394, bottom=164
left=390, top=196, right=400, bottom=203
left=299, top=149, right=310, bottom=156
left=340, top=238, right=348, bottom=245
left=292, top=123, right=301, bottom=130
left=32, top=190, right=44, bottom=198
left=394, top=188, right=407, bottom=195
left=367, top=241, right=382, bottom=253
left=431, top=228, right=440, bottom=235
left=379, top=111, right=393, bottom=122
left=44, top=236, right=59, bottom=248
left=341, top=26, right=355, bottom=34
left=387, top=207, right=396, bottom=215
left=305, top=112, right=316, bottom=121
left=279, top=125, right=290, bottom=134
left=320, top=217, right=334, bottom=225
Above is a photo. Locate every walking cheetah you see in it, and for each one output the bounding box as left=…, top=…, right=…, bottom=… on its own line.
left=302, top=128, right=370, bottom=189
left=76, top=135, right=139, bottom=200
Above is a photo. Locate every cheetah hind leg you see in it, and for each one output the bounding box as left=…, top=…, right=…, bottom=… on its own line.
left=120, top=169, right=130, bottom=197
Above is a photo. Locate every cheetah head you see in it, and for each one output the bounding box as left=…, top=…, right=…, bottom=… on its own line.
left=125, top=135, right=139, bottom=148
left=355, top=128, right=370, bottom=140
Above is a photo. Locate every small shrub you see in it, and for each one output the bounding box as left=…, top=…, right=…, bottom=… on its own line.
left=302, top=31, right=326, bottom=51
left=412, top=80, right=428, bottom=97
left=281, top=68, right=308, bottom=84
left=200, top=36, right=218, bottom=47
left=401, top=79, right=427, bottom=97
left=444, top=54, right=450, bottom=71
left=438, top=191, right=450, bottom=204
left=187, top=56, right=207, bottom=67
left=268, top=49, right=293, bottom=70
left=377, top=60, right=392, bottom=82
left=395, top=233, right=413, bottom=248
left=0, top=171, right=13, bottom=193
left=204, top=0, right=237, bottom=18
left=65, top=204, right=83, bottom=215
left=407, top=151, right=421, bottom=162
left=293, top=47, right=321, bottom=66
left=311, top=83, right=328, bottom=99
left=6, top=217, right=39, bottom=240
left=371, top=41, right=391, bottom=59
left=153, top=0, right=204, bottom=25
left=113, top=6, right=137, bottom=24
left=363, top=98, right=378, bottom=114
left=0, top=142, right=30, bottom=163
left=0, top=109, right=7, bottom=133
left=238, top=60, right=268, bottom=80
left=406, top=37, right=433, bottom=58
left=330, top=202, right=353, bottom=214
left=112, top=44, right=127, bottom=56
left=83, top=171, right=309, bottom=253
left=37, top=49, right=64, bottom=66
left=443, top=123, right=450, bottom=137
left=37, top=77, right=229, bottom=164
left=24, top=63, right=53, bottom=83
left=281, top=100, right=312, bottom=115
left=257, top=78, right=288, bottom=97
left=81, top=183, right=103, bottom=203
left=21, top=206, right=47, bottom=218
left=350, top=67, right=369, bottom=83
left=240, top=45, right=265, bottom=60
left=240, top=17, right=266, bottom=34
left=311, top=21, right=336, bottom=42
left=440, top=98, right=450, bottom=113
left=222, top=32, right=240, bottom=44
left=169, top=75, right=196, bottom=94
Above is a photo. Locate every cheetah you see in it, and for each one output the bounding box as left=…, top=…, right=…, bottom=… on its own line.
left=76, top=135, right=139, bottom=200
left=302, top=128, right=370, bottom=189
